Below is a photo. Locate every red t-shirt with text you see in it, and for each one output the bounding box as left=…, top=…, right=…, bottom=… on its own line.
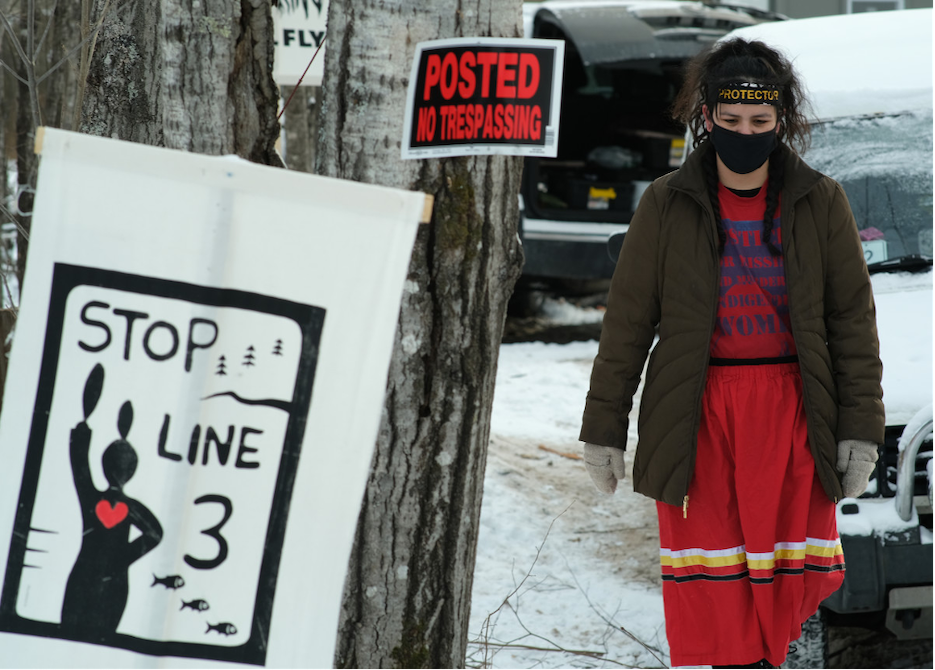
left=709, top=182, right=797, bottom=359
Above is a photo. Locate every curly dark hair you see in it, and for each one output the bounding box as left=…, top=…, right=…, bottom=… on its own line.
left=673, top=37, right=811, bottom=256
left=672, top=37, right=812, bottom=155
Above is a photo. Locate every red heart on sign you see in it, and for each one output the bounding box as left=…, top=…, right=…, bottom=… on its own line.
left=95, top=500, right=128, bottom=529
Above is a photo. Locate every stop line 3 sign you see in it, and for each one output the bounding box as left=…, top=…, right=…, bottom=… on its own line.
left=0, top=129, right=424, bottom=667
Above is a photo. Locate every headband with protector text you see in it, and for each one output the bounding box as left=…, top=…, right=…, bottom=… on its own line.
left=714, top=82, right=782, bottom=107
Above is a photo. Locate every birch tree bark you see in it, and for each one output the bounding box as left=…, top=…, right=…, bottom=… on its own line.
left=316, top=1, right=525, bottom=667
left=80, top=0, right=281, bottom=165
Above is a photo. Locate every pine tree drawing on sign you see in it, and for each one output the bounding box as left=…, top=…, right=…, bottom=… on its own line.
left=243, top=346, right=256, bottom=367
left=272, top=339, right=283, bottom=356
left=275, top=0, right=323, bottom=17
left=216, top=355, right=227, bottom=376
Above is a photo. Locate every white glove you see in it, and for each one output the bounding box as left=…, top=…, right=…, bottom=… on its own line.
left=583, top=443, right=626, bottom=495
left=836, top=439, right=878, bottom=498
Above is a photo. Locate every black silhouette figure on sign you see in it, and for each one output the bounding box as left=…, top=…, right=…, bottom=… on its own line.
left=151, top=574, right=185, bottom=589
left=60, top=364, right=164, bottom=638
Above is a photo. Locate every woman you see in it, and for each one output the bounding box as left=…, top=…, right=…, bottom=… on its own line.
left=579, top=38, right=883, bottom=669
left=62, top=365, right=163, bottom=639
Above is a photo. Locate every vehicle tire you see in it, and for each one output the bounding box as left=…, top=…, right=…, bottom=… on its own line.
left=783, top=609, right=828, bottom=669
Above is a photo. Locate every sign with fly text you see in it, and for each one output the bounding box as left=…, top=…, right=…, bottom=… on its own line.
left=0, top=129, right=423, bottom=667
left=272, top=0, right=328, bottom=86
left=401, top=37, right=565, bottom=159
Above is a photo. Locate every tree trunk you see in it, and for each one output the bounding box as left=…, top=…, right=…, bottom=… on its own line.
left=0, top=0, right=84, bottom=290
left=0, top=0, right=85, bottom=408
left=13, top=35, right=33, bottom=291
left=317, top=2, right=524, bottom=667
left=39, top=0, right=82, bottom=131
left=81, top=0, right=282, bottom=165
left=0, top=0, right=282, bottom=405
left=280, top=84, right=320, bottom=173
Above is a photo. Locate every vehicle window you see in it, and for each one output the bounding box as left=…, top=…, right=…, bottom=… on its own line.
left=803, top=109, right=934, bottom=263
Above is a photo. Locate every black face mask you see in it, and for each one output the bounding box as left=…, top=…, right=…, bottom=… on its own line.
left=710, top=123, right=777, bottom=175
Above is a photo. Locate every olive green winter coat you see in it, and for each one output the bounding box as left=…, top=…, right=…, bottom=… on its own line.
left=579, top=141, right=885, bottom=507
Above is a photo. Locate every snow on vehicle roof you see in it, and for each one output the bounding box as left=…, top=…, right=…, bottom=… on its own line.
left=872, top=272, right=934, bottom=427
left=725, top=9, right=933, bottom=121
left=523, top=0, right=766, bottom=41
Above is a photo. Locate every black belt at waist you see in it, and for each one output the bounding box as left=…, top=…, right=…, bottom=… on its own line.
left=709, top=355, right=799, bottom=367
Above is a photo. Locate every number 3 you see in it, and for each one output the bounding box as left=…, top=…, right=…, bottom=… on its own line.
left=184, top=494, right=233, bottom=570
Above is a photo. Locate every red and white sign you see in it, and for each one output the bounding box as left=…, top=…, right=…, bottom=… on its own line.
left=402, top=37, right=565, bottom=159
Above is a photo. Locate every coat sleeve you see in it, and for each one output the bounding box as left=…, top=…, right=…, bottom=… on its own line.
left=579, top=183, right=662, bottom=450
left=823, top=180, right=885, bottom=444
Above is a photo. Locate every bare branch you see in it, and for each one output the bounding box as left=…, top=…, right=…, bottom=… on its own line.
left=0, top=7, right=30, bottom=68
left=0, top=55, right=27, bottom=84
left=37, top=0, right=119, bottom=86
left=562, top=555, right=668, bottom=668
left=33, top=0, right=59, bottom=59
left=27, top=0, right=34, bottom=63
left=0, top=202, right=28, bottom=241
left=497, top=603, right=636, bottom=668
left=1, top=272, right=18, bottom=314
left=468, top=641, right=607, bottom=657
left=472, top=502, right=575, bottom=668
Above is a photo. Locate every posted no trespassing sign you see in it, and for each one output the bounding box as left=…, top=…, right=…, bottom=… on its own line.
left=401, top=37, right=565, bottom=159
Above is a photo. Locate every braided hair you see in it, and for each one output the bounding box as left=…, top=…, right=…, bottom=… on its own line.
left=762, top=147, right=784, bottom=256
left=703, top=146, right=727, bottom=254
left=673, top=38, right=810, bottom=256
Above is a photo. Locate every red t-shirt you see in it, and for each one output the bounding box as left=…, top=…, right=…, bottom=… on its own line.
left=709, top=182, right=797, bottom=359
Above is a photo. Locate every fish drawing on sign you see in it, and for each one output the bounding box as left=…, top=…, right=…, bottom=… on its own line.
left=60, top=364, right=164, bottom=637
left=151, top=574, right=185, bottom=590
left=206, top=622, right=237, bottom=636
left=181, top=599, right=210, bottom=612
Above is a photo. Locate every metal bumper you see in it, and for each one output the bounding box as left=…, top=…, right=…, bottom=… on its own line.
left=896, top=404, right=934, bottom=521
left=519, top=218, right=626, bottom=280
left=824, top=407, right=934, bottom=640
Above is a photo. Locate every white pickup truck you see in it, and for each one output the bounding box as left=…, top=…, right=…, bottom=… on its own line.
left=719, top=9, right=933, bottom=668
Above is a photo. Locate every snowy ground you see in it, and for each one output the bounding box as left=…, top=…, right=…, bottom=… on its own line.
left=468, top=293, right=933, bottom=669
left=467, top=331, right=671, bottom=669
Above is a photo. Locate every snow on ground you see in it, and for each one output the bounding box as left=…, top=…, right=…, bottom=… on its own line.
left=469, top=339, right=670, bottom=669
left=469, top=270, right=934, bottom=667
left=539, top=297, right=606, bottom=326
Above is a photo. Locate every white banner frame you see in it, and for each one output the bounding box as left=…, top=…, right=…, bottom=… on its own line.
left=0, top=128, right=423, bottom=668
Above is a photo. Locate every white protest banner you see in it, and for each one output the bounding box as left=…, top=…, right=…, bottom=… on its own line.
left=401, top=37, right=565, bottom=159
left=273, top=0, right=328, bottom=86
left=0, top=128, right=424, bottom=667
